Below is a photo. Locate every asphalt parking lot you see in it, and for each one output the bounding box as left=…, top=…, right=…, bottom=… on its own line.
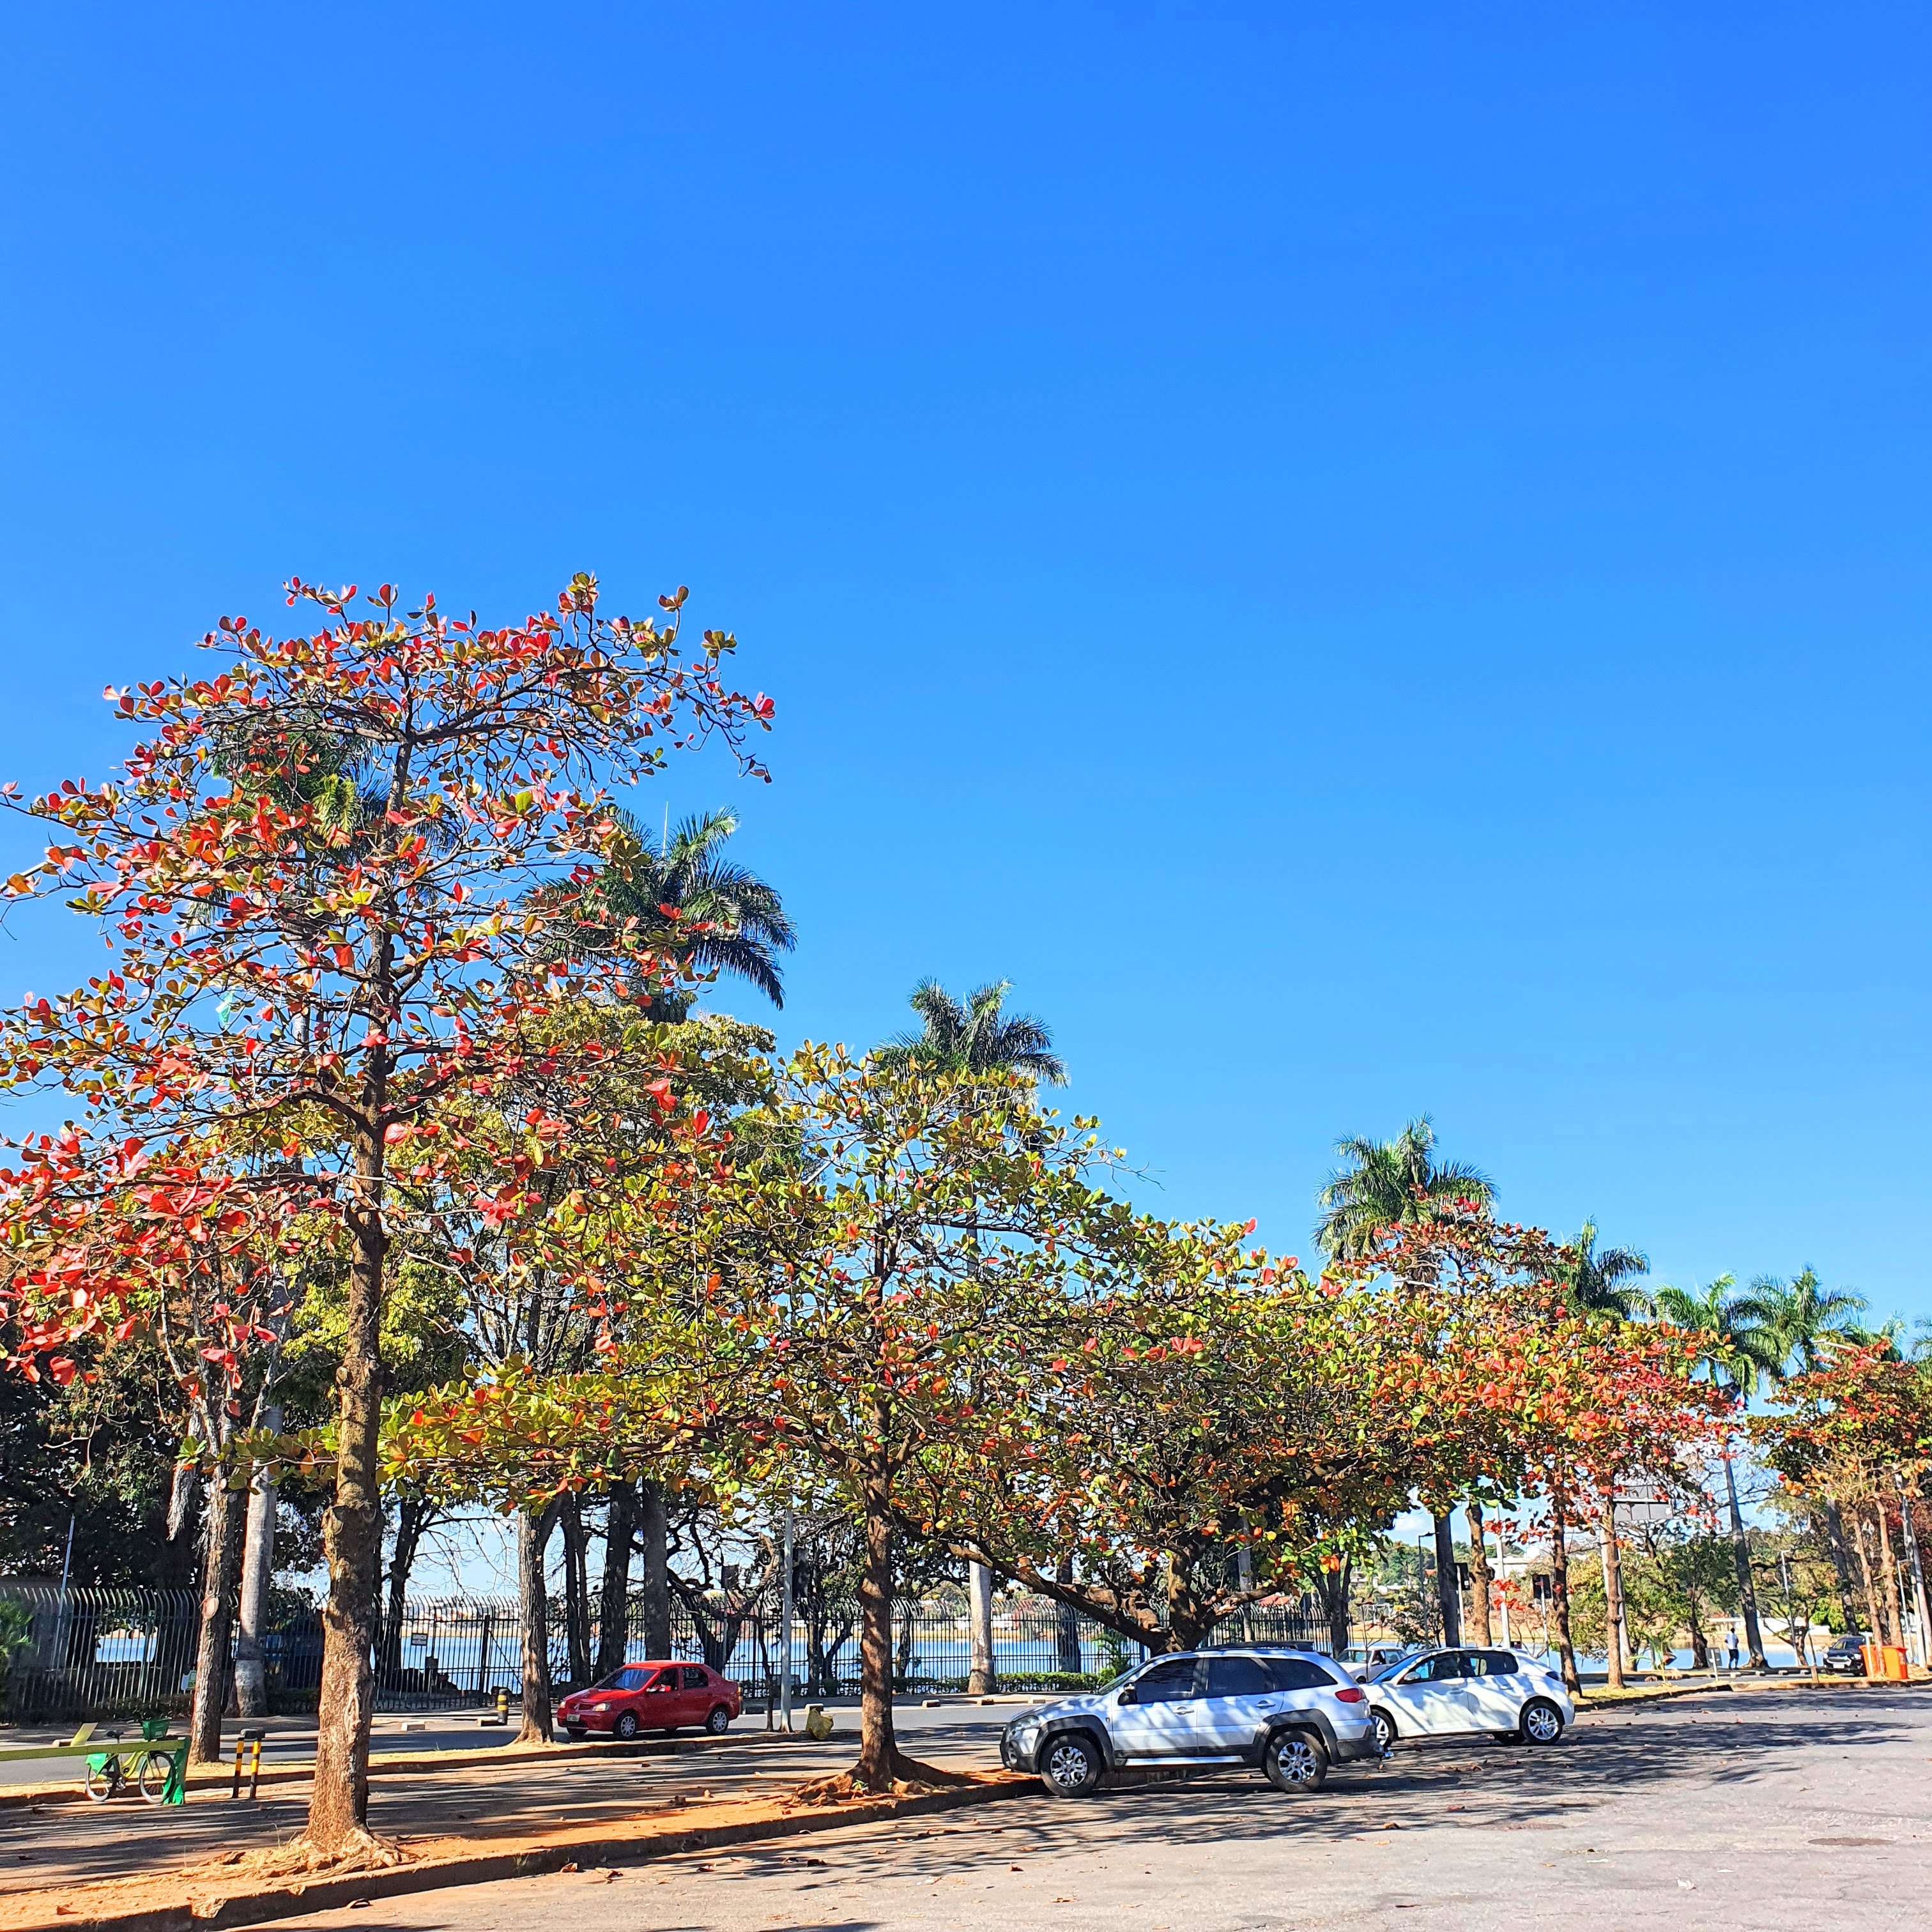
left=265, top=1685, right=1930, bottom=1932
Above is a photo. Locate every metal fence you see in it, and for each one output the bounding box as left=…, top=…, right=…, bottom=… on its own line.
left=0, top=1580, right=1334, bottom=1726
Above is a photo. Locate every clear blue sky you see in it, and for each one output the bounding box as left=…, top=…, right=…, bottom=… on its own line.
left=1, top=4, right=1926, bottom=1327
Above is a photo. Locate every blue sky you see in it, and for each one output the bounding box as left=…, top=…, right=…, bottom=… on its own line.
left=1, top=3, right=1927, bottom=1330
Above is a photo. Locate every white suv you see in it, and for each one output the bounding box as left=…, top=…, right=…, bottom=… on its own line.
left=1000, top=1646, right=1381, bottom=1798
left=1364, top=1646, right=1575, bottom=1750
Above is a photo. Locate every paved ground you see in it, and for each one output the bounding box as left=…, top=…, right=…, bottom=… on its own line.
left=0, top=1703, right=1004, bottom=1896
left=242, top=1684, right=1929, bottom=1932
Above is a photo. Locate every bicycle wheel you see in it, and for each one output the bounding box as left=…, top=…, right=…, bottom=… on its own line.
left=135, top=1750, right=172, bottom=1804
left=82, top=1758, right=119, bottom=1802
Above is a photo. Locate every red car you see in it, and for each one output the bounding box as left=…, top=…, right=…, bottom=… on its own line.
left=557, top=1660, right=742, bottom=1741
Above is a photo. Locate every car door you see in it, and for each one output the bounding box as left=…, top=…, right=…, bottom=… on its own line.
left=1460, top=1649, right=1524, bottom=1728
left=1198, top=1653, right=1276, bottom=1751
left=678, top=1664, right=712, bottom=1723
left=1107, top=1655, right=1206, bottom=1759
left=1377, top=1650, right=1470, bottom=1735
left=639, top=1666, right=681, bottom=1726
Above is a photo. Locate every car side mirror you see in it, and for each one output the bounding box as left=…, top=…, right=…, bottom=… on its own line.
left=1116, top=1687, right=1138, bottom=1706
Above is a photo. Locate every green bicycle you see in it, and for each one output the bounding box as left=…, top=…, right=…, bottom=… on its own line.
left=83, top=1723, right=178, bottom=1804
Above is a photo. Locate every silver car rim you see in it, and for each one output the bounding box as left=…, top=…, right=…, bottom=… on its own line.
left=1524, top=1703, right=1560, bottom=1743
left=1273, top=1736, right=1319, bottom=1785
left=1046, top=1740, right=1092, bottom=1790
left=1374, top=1713, right=1395, bottom=1752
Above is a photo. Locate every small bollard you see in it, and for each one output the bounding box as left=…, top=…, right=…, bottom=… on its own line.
left=496, top=1686, right=509, bottom=1723
left=231, top=1728, right=266, bottom=1801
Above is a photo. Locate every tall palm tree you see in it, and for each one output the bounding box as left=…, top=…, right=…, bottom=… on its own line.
left=1314, top=1117, right=1494, bottom=1261
left=1560, top=1221, right=1650, bottom=1319
left=1316, top=1119, right=1494, bottom=1648
left=881, top=977, right=1063, bottom=1694
left=537, top=806, right=793, bottom=1018
left=1733, top=1268, right=1870, bottom=1631
left=880, top=980, right=1066, bottom=1085
left=1736, top=1268, right=1869, bottom=1374
left=1650, top=1276, right=1782, bottom=1669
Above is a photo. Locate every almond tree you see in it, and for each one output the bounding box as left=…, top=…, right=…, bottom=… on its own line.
left=0, top=1126, right=309, bottom=1761
left=0, top=573, right=767, bottom=1859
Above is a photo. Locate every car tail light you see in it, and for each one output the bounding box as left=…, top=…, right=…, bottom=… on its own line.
left=1333, top=1686, right=1365, bottom=1703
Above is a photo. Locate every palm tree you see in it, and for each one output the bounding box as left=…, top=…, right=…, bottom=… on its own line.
left=880, top=980, right=1066, bottom=1085
left=1650, top=1276, right=1782, bottom=1669
left=537, top=807, right=793, bottom=1018
left=1736, top=1268, right=1869, bottom=1374
left=1314, top=1117, right=1494, bottom=1261
left=882, top=977, right=1063, bottom=1693
left=1560, top=1221, right=1650, bottom=1319
left=1316, top=1119, right=1494, bottom=1648
left=1733, top=1268, right=1869, bottom=1632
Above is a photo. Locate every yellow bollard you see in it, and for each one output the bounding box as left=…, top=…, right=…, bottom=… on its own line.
left=496, top=1686, right=510, bottom=1723
left=232, top=1728, right=266, bottom=1800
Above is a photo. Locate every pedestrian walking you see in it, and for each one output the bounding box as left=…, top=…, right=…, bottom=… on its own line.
left=1726, top=1635, right=1739, bottom=1671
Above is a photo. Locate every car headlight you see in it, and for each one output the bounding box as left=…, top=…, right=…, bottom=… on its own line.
left=1010, top=1718, right=1041, bottom=1740
left=592, top=1702, right=610, bottom=1711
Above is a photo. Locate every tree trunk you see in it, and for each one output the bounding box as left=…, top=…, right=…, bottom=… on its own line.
left=636, top=1479, right=671, bottom=1657
left=233, top=1403, right=280, bottom=1719
left=300, top=1149, right=387, bottom=1853
left=1432, top=1512, right=1462, bottom=1648
left=380, top=1490, right=431, bottom=1692
left=1599, top=1489, right=1625, bottom=1689
left=1317, top=1558, right=1353, bottom=1658
left=1822, top=1495, right=1860, bottom=1634
left=560, top=1493, right=592, bottom=1689
left=1548, top=1485, right=1580, bottom=1694
left=516, top=1498, right=564, bottom=1744
left=1685, top=1594, right=1710, bottom=1670
left=854, top=1491, right=900, bottom=1788
left=1464, top=1501, right=1492, bottom=1648
left=189, top=1464, right=247, bottom=1762
left=1874, top=1492, right=1904, bottom=1652
left=1720, top=1453, right=1767, bottom=1667
left=967, top=1560, right=997, bottom=1694
left=1853, top=1509, right=1885, bottom=1645
left=1054, top=1552, right=1082, bottom=1676
left=595, top=1478, right=636, bottom=1683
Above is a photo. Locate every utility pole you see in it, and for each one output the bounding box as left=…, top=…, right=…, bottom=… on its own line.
left=778, top=1503, right=795, bottom=1733
left=1894, top=1469, right=1930, bottom=1668
left=1491, top=1514, right=1512, bottom=1647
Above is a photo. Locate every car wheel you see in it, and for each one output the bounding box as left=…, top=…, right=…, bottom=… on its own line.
left=565, top=1727, right=588, bottom=1742
left=1039, top=1731, right=1103, bottom=1798
left=613, top=1711, right=640, bottom=1742
left=1370, top=1708, right=1399, bottom=1756
left=1262, top=1728, right=1330, bottom=1793
left=705, top=1704, right=731, bottom=1735
left=1521, top=1698, right=1564, bottom=1746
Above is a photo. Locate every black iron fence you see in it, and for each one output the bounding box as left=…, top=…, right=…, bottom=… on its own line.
left=0, top=1579, right=1333, bottom=1726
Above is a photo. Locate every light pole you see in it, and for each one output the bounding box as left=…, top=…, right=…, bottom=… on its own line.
left=1487, top=1514, right=1512, bottom=1647
left=778, top=1503, right=794, bottom=1733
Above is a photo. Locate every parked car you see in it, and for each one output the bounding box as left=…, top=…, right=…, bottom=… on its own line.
left=1340, top=1643, right=1414, bottom=1682
left=1821, top=1633, right=1870, bottom=1676
left=1000, top=1646, right=1379, bottom=1798
left=1365, top=1646, right=1574, bottom=1750
left=556, top=1660, right=741, bottom=1741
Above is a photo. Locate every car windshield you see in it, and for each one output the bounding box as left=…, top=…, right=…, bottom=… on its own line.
left=1370, top=1653, right=1423, bottom=1683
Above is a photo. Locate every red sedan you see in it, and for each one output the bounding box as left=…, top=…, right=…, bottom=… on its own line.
left=557, top=1660, right=742, bottom=1741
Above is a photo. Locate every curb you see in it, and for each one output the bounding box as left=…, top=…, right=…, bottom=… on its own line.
left=0, top=1774, right=1034, bottom=1932
left=0, top=1728, right=801, bottom=1812
left=1577, top=1674, right=1930, bottom=1712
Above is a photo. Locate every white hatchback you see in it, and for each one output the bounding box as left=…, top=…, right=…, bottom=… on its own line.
left=1365, top=1646, right=1574, bottom=1751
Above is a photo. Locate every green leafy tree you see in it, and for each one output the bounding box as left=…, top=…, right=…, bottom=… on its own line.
left=1559, top=1221, right=1650, bottom=1319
